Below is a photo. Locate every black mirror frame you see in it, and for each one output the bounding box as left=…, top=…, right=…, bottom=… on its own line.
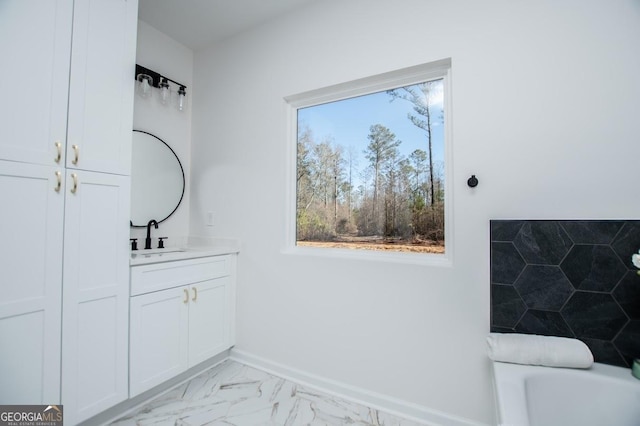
left=130, top=129, right=186, bottom=228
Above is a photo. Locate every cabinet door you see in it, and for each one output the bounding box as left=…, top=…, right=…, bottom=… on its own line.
left=67, top=0, right=137, bottom=175
left=0, top=161, right=64, bottom=403
left=0, top=0, right=72, bottom=166
left=188, top=278, right=230, bottom=367
left=129, top=287, right=189, bottom=397
left=61, top=170, right=130, bottom=423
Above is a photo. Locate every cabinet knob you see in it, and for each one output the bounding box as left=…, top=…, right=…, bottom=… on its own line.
left=192, top=287, right=198, bottom=302
left=54, top=171, right=62, bottom=192
left=54, top=141, right=62, bottom=163
left=71, top=144, right=79, bottom=165
left=70, top=173, right=78, bottom=194
left=183, top=288, right=189, bottom=304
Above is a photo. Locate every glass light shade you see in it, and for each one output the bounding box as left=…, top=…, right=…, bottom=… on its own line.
left=159, top=78, right=170, bottom=105
left=137, top=74, right=153, bottom=98
left=177, top=86, right=186, bottom=111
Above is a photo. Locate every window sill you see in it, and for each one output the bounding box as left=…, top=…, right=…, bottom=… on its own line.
left=282, top=244, right=452, bottom=267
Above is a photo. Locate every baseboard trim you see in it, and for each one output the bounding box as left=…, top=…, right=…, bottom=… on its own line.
left=230, top=349, right=486, bottom=426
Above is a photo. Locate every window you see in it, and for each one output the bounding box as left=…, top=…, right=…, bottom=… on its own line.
left=286, top=60, right=452, bottom=261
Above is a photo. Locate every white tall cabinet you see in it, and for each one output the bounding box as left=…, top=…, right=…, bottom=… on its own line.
left=0, top=0, right=137, bottom=424
left=62, top=0, right=137, bottom=423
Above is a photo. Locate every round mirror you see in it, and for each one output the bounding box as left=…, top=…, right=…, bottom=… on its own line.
left=130, top=130, right=185, bottom=227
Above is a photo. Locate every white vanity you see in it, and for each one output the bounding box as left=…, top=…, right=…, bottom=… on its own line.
left=128, top=243, right=238, bottom=397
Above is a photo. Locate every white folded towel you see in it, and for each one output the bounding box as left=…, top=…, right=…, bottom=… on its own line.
left=487, top=333, right=594, bottom=369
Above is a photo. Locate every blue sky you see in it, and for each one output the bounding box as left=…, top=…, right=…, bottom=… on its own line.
left=297, top=81, right=445, bottom=186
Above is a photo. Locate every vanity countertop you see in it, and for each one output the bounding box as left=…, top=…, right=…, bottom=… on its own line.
left=130, top=237, right=240, bottom=266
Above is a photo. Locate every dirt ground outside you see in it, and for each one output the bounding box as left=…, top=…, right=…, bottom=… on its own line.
left=297, top=236, right=445, bottom=254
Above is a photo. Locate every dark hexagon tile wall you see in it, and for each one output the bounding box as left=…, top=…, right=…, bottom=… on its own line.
left=614, top=272, right=640, bottom=319
left=559, top=221, right=624, bottom=244
left=491, top=242, right=525, bottom=284
left=491, top=284, right=527, bottom=328
left=513, top=222, right=573, bottom=265
left=561, top=292, right=627, bottom=340
left=490, top=220, right=640, bottom=368
left=514, top=265, right=573, bottom=310
left=515, top=310, right=573, bottom=337
left=560, top=245, right=627, bottom=292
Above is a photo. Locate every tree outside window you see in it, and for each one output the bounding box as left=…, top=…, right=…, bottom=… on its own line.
left=296, top=78, right=445, bottom=254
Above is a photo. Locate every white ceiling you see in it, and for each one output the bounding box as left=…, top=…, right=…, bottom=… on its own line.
left=138, top=0, right=318, bottom=51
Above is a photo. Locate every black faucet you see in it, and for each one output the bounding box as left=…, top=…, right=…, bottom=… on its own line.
left=145, top=220, right=158, bottom=250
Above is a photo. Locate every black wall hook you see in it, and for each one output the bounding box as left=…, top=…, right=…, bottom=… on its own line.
left=467, top=175, right=479, bottom=188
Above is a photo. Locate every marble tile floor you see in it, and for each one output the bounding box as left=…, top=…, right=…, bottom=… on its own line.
left=110, top=359, right=426, bottom=426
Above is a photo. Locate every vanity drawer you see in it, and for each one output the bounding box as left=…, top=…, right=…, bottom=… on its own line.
left=130, top=255, right=231, bottom=296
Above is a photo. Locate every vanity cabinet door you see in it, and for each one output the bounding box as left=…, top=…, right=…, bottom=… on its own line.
left=129, top=287, right=189, bottom=397
left=188, top=278, right=231, bottom=367
left=61, top=170, right=130, bottom=424
left=0, top=0, right=72, bottom=166
left=66, top=0, right=137, bottom=175
left=129, top=279, right=229, bottom=397
left=0, top=161, right=64, bottom=404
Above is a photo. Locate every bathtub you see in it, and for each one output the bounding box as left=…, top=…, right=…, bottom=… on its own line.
left=492, top=361, right=640, bottom=426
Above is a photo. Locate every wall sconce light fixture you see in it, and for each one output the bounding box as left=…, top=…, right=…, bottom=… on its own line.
left=136, top=73, right=153, bottom=98
left=135, top=64, right=187, bottom=112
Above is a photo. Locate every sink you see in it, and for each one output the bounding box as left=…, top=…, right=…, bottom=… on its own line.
left=129, top=242, right=240, bottom=265
left=130, top=248, right=186, bottom=258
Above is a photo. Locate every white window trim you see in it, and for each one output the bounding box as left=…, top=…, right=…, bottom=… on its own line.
left=283, top=59, right=453, bottom=267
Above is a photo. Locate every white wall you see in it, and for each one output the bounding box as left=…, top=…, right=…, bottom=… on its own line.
left=131, top=20, right=193, bottom=244
left=190, top=0, right=640, bottom=424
